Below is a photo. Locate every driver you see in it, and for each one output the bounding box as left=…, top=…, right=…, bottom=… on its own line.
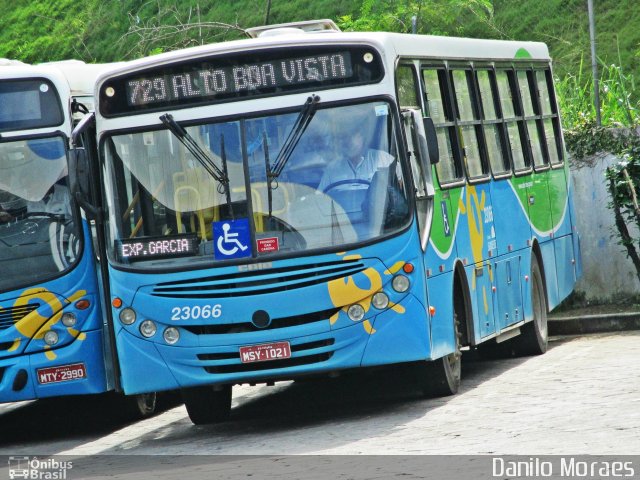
left=317, top=128, right=394, bottom=193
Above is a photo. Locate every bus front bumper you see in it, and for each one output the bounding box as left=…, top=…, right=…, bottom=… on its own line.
left=117, top=293, right=431, bottom=395
left=0, top=329, right=108, bottom=403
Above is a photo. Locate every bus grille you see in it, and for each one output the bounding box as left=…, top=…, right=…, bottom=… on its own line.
left=183, top=308, right=339, bottom=335
left=204, top=352, right=333, bottom=374
left=0, top=303, right=40, bottom=330
left=150, top=259, right=365, bottom=298
left=201, top=338, right=335, bottom=374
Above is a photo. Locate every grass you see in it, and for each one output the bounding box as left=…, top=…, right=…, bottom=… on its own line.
left=556, top=59, right=640, bottom=130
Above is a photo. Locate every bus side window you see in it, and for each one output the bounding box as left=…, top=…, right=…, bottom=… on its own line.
left=396, top=64, right=426, bottom=195
left=496, top=70, right=527, bottom=172
left=476, top=69, right=510, bottom=175
left=396, top=64, right=420, bottom=110
left=537, top=70, right=563, bottom=166
left=518, top=69, right=548, bottom=170
left=451, top=69, right=486, bottom=180
left=422, top=68, right=461, bottom=185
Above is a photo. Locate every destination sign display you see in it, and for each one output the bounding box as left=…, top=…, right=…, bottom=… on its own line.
left=0, top=79, right=63, bottom=132
left=117, top=234, right=199, bottom=262
left=127, top=52, right=352, bottom=107
left=100, top=46, right=384, bottom=116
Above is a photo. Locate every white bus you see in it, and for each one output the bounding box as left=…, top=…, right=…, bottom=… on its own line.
left=72, top=20, right=580, bottom=424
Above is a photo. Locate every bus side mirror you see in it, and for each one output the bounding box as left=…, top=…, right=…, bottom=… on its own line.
left=69, top=147, right=90, bottom=199
left=69, top=147, right=100, bottom=219
left=422, top=117, right=439, bottom=165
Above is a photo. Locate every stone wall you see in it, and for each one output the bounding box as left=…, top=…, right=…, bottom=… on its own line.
left=570, top=154, right=640, bottom=304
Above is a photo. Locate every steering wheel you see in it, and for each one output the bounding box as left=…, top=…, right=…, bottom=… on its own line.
left=321, top=178, right=371, bottom=194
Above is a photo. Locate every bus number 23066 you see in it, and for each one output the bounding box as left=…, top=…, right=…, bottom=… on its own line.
left=171, top=305, right=222, bottom=320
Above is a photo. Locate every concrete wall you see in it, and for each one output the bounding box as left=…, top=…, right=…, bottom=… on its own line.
left=570, top=154, right=640, bottom=303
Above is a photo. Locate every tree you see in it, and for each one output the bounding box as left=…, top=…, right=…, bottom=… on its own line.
left=118, top=1, right=246, bottom=58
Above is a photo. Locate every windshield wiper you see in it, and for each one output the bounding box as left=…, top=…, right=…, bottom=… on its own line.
left=160, top=113, right=233, bottom=217
left=262, top=95, right=319, bottom=218
left=267, top=95, right=320, bottom=183
left=262, top=131, right=274, bottom=218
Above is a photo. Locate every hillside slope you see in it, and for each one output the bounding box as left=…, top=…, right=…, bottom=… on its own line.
left=0, top=0, right=637, bottom=84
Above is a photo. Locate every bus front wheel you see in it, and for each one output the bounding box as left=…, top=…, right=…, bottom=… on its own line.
left=420, top=313, right=462, bottom=397
left=182, top=385, right=232, bottom=425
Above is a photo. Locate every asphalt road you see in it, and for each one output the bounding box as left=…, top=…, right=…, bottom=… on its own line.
left=0, top=332, right=638, bottom=478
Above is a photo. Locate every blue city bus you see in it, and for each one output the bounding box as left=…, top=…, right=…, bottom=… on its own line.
left=77, top=20, right=581, bottom=424
left=0, top=61, right=156, bottom=415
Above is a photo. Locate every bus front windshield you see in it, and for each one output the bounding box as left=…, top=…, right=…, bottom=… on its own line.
left=104, top=100, right=411, bottom=267
left=0, top=136, right=81, bottom=292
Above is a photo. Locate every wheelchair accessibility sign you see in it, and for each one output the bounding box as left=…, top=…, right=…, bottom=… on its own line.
left=213, top=218, right=252, bottom=260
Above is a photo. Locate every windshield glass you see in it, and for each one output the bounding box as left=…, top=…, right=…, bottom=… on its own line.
left=103, top=100, right=411, bottom=267
left=0, top=136, right=81, bottom=292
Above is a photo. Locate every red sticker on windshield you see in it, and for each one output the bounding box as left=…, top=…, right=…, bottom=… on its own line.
left=257, top=237, right=279, bottom=253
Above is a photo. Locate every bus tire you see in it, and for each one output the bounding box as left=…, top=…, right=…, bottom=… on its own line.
left=512, top=255, right=548, bottom=356
left=421, top=314, right=462, bottom=397
left=182, top=385, right=232, bottom=425
left=132, top=392, right=157, bottom=418
left=115, top=392, right=157, bottom=419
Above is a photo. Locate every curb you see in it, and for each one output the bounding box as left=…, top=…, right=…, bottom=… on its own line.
left=548, top=312, right=640, bottom=335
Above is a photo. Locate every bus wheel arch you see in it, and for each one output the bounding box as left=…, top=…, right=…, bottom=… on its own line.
left=452, top=262, right=473, bottom=348
left=420, top=262, right=470, bottom=397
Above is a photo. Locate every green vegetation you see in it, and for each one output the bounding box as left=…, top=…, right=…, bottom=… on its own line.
left=1, top=0, right=638, bottom=85
left=2, top=0, right=639, bottom=300
left=1, top=1, right=637, bottom=130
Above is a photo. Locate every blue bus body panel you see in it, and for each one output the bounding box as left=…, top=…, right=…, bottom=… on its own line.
left=490, top=180, right=532, bottom=256
left=0, top=222, right=108, bottom=402
left=424, top=271, right=456, bottom=359
left=111, top=226, right=437, bottom=394
left=0, top=329, right=107, bottom=401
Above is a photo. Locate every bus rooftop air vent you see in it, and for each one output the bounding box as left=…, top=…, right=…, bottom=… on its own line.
left=246, top=19, right=341, bottom=39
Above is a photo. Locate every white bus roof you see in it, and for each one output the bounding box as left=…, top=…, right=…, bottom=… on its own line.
left=96, top=29, right=549, bottom=86
left=0, top=58, right=27, bottom=67
left=40, top=60, right=124, bottom=98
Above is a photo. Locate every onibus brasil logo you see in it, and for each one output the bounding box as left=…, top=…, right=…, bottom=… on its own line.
left=8, top=457, right=72, bottom=479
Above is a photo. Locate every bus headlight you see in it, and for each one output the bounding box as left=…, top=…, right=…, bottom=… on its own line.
left=163, top=327, right=180, bottom=345
left=372, top=292, right=389, bottom=309
left=139, top=320, right=157, bottom=338
left=119, top=307, right=136, bottom=325
left=347, top=304, right=365, bottom=322
left=44, top=330, right=59, bottom=346
left=61, top=312, right=77, bottom=327
left=392, top=274, right=410, bottom=293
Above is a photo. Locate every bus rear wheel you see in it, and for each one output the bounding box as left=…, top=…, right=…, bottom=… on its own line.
left=512, top=255, right=548, bottom=356
left=182, top=385, right=232, bottom=425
